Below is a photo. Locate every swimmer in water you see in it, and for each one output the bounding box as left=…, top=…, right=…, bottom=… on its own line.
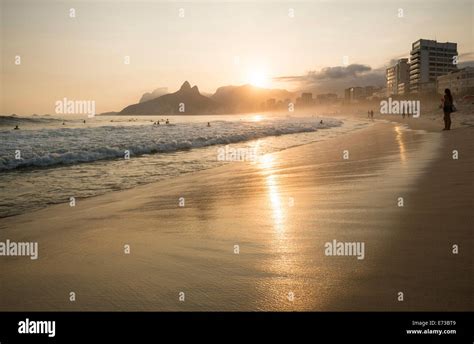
left=13, top=125, right=19, bottom=130
left=166, top=119, right=169, bottom=125
left=207, top=122, right=211, bottom=127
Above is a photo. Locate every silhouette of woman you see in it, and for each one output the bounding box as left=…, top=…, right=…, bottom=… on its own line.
left=442, top=89, right=454, bottom=130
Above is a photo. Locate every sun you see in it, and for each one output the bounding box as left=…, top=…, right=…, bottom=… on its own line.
left=247, top=69, right=269, bottom=88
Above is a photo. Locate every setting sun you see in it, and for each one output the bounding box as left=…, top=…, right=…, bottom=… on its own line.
left=247, top=69, right=269, bottom=88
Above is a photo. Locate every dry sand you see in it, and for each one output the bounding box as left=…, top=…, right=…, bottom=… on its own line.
left=0, top=117, right=472, bottom=311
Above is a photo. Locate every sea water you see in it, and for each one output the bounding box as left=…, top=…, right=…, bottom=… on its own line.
left=0, top=113, right=369, bottom=217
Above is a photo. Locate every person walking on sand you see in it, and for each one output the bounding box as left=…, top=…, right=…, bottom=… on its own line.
left=441, top=88, right=454, bottom=130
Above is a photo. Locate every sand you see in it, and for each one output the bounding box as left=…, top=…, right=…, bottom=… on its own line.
left=0, top=117, right=472, bottom=311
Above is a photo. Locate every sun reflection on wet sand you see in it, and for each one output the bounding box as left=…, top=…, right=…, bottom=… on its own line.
left=256, top=153, right=302, bottom=310
left=395, top=126, right=406, bottom=163
left=265, top=175, right=285, bottom=233
left=258, top=154, right=274, bottom=170
left=258, top=154, right=286, bottom=232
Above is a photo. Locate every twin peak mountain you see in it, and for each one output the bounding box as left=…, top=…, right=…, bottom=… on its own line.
left=119, top=81, right=294, bottom=115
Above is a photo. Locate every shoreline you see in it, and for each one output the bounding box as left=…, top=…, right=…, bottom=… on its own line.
left=0, top=115, right=358, bottom=219
left=0, top=118, right=472, bottom=311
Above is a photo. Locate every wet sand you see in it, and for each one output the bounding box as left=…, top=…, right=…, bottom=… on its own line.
left=0, top=121, right=472, bottom=311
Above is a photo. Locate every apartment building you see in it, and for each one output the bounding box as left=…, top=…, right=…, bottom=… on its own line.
left=409, top=39, right=458, bottom=93
left=386, top=58, right=410, bottom=96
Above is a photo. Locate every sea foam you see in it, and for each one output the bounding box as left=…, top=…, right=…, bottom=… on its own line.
left=0, top=117, right=342, bottom=171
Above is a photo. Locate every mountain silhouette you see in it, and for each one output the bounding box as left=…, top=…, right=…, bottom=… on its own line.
left=119, top=81, right=218, bottom=115
left=139, top=87, right=168, bottom=103
left=118, top=82, right=295, bottom=115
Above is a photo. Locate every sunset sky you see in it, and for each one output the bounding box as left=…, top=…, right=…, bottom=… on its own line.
left=1, top=0, right=473, bottom=114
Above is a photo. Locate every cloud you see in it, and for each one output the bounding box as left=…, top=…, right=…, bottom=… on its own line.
left=274, top=64, right=385, bottom=94
left=458, top=51, right=474, bottom=59
left=275, top=64, right=372, bottom=82
left=274, top=52, right=474, bottom=95
left=457, top=52, right=474, bottom=68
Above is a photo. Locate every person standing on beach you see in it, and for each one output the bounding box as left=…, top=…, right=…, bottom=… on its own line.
left=441, top=88, right=454, bottom=130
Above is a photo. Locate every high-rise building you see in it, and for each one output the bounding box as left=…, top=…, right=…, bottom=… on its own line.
left=386, top=58, right=410, bottom=96
left=266, top=98, right=276, bottom=108
left=316, top=93, right=338, bottom=103
left=301, top=93, right=313, bottom=102
left=409, top=39, right=458, bottom=94
left=296, top=92, right=314, bottom=107
left=386, top=66, right=397, bottom=96
left=344, top=86, right=374, bottom=102
left=397, top=82, right=408, bottom=95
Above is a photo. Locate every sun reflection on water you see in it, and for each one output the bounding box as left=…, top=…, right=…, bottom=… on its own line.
left=252, top=115, right=264, bottom=122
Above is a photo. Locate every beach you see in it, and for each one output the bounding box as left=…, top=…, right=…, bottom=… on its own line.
left=1, top=114, right=472, bottom=311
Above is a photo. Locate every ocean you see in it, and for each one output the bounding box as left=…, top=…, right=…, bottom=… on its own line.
left=0, top=113, right=369, bottom=217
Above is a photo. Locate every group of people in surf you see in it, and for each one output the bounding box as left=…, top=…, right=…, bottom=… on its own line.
left=152, top=118, right=170, bottom=126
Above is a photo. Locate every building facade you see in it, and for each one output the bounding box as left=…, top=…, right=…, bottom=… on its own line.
left=344, top=86, right=375, bottom=102
left=296, top=92, right=314, bottom=107
left=437, top=67, right=474, bottom=96
left=409, top=39, right=458, bottom=94
left=316, top=93, right=338, bottom=103
left=386, top=58, right=410, bottom=96
left=397, top=82, right=408, bottom=95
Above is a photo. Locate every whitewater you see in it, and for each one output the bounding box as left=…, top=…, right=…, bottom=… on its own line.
left=1, top=117, right=344, bottom=171
left=0, top=114, right=369, bottom=217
